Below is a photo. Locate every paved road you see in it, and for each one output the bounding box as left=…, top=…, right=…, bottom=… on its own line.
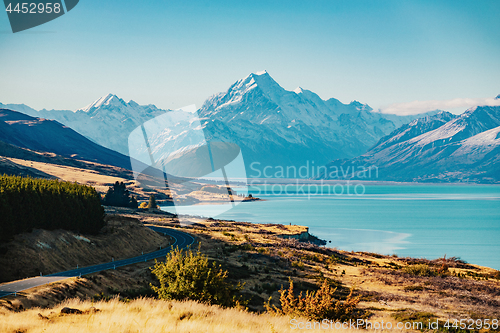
left=0, top=226, right=195, bottom=298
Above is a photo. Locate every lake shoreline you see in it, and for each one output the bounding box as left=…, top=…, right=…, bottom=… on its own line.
left=161, top=184, right=500, bottom=270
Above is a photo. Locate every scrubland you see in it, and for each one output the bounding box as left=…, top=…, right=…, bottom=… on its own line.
left=1, top=209, right=499, bottom=332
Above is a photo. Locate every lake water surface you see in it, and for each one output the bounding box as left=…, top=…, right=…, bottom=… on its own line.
left=161, top=184, right=500, bottom=270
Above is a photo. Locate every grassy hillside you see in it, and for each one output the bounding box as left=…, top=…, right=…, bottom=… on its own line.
left=1, top=210, right=499, bottom=332
left=0, top=215, right=171, bottom=282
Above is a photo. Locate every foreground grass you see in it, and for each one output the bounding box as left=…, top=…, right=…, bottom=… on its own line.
left=0, top=297, right=373, bottom=333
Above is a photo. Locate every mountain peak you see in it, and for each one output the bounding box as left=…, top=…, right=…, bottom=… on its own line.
left=408, top=110, right=455, bottom=126
left=245, top=70, right=278, bottom=85
left=253, top=70, right=268, bottom=76
left=248, top=71, right=283, bottom=92
left=78, top=93, right=125, bottom=113
left=496, top=94, right=500, bottom=100
left=219, top=71, right=285, bottom=104
left=294, top=87, right=304, bottom=94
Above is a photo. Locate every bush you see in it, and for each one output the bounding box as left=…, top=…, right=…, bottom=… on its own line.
left=291, top=261, right=305, bottom=269
left=102, top=181, right=138, bottom=208
left=403, top=264, right=436, bottom=277
left=150, top=245, right=243, bottom=307
left=265, top=279, right=360, bottom=321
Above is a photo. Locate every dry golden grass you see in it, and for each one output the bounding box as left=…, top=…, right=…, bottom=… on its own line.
left=0, top=297, right=376, bottom=333
left=0, top=291, right=417, bottom=333
left=5, top=157, right=129, bottom=186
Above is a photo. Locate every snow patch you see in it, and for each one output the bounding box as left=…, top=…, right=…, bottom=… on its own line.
left=59, top=236, right=69, bottom=244
left=73, top=235, right=91, bottom=243
left=37, top=241, right=51, bottom=249
left=409, top=117, right=466, bottom=145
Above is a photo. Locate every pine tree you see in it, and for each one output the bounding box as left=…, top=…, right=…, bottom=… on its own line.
left=130, top=195, right=138, bottom=209
left=0, top=175, right=105, bottom=241
left=147, top=194, right=157, bottom=209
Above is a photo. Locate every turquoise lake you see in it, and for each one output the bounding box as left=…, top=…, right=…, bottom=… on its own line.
left=161, top=184, right=500, bottom=270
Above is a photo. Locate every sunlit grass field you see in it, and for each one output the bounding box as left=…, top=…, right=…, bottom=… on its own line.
left=0, top=297, right=375, bottom=333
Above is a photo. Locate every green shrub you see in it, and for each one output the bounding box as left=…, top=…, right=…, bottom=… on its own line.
left=257, top=247, right=268, bottom=254
left=291, top=261, right=305, bottom=269
left=238, top=243, right=254, bottom=251
left=222, top=231, right=237, bottom=241
left=150, top=245, right=243, bottom=307
left=403, top=264, right=436, bottom=277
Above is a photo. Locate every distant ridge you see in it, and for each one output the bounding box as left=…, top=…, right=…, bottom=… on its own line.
left=0, top=109, right=133, bottom=170
left=320, top=105, right=500, bottom=183
left=0, top=97, right=168, bottom=156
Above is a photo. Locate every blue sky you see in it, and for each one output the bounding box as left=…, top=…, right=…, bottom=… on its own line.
left=0, top=0, right=499, bottom=114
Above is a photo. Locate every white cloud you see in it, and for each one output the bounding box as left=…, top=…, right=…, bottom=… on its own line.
left=379, top=96, right=500, bottom=115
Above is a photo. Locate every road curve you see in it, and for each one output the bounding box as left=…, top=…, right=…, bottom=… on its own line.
left=0, top=225, right=195, bottom=298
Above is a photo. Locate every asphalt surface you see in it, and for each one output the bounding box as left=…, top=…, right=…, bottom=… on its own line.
left=0, top=225, right=195, bottom=298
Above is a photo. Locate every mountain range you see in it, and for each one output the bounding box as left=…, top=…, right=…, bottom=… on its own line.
left=0, top=94, right=167, bottom=156
left=196, top=71, right=437, bottom=175
left=0, top=109, right=133, bottom=170
left=0, top=71, right=437, bottom=177
left=319, top=104, right=500, bottom=183
left=2, top=72, right=498, bottom=183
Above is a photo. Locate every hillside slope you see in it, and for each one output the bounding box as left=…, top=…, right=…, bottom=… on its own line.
left=0, top=215, right=170, bottom=283
left=1, top=212, right=499, bottom=332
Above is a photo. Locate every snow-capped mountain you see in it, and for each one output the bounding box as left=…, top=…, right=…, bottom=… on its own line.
left=0, top=108, right=133, bottom=169
left=1, top=71, right=436, bottom=176
left=195, top=71, right=434, bottom=175
left=320, top=105, right=500, bottom=183
left=0, top=94, right=168, bottom=155
left=368, top=111, right=457, bottom=154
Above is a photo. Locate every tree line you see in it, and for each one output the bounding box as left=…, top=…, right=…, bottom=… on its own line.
left=0, top=175, right=105, bottom=242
